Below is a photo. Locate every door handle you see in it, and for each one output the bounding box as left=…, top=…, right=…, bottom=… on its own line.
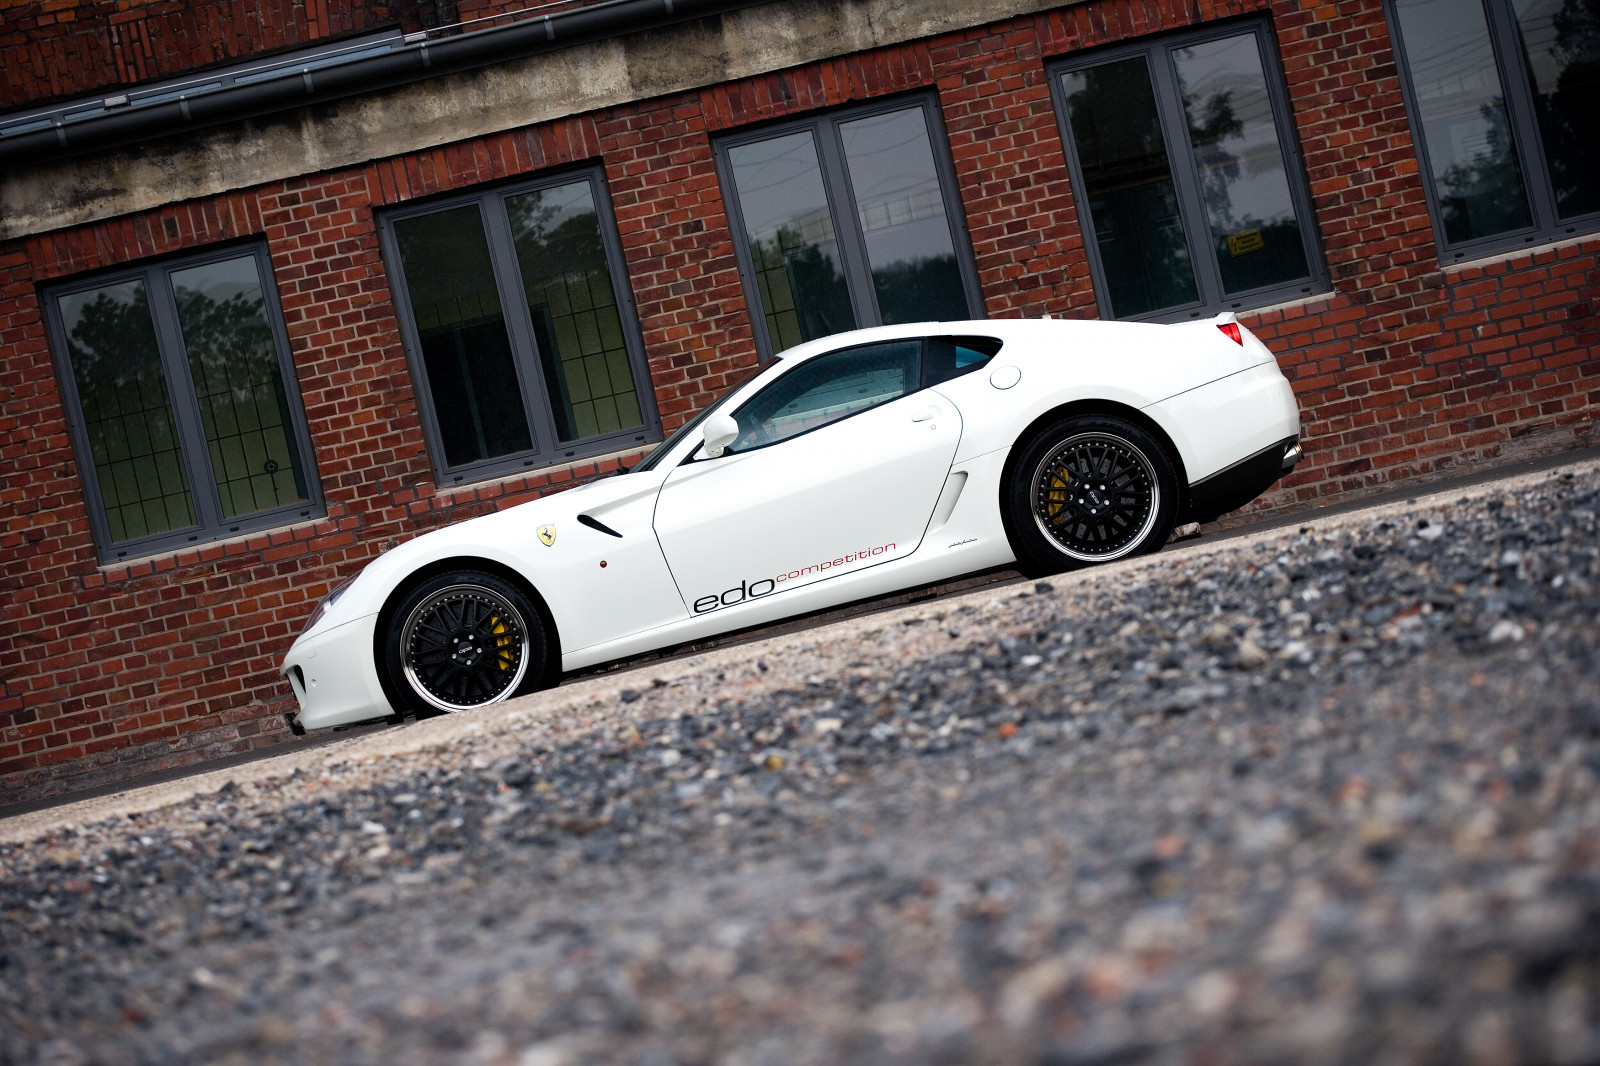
left=911, top=404, right=941, bottom=423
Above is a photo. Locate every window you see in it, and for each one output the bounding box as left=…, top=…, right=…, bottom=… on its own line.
left=924, top=335, right=1002, bottom=388
left=716, top=97, right=983, bottom=357
left=1387, top=0, right=1599, bottom=259
left=725, top=335, right=998, bottom=453
left=1049, top=23, right=1326, bottom=320
left=44, top=245, right=320, bottom=560
left=381, top=169, right=659, bottom=482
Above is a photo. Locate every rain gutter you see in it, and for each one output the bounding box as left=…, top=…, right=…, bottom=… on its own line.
left=0, top=0, right=766, bottom=171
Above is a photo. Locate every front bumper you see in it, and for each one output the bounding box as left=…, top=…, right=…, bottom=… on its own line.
left=281, top=613, right=394, bottom=732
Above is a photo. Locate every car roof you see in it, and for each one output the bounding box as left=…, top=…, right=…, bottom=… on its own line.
left=769, top=317, right=1136, bottom=364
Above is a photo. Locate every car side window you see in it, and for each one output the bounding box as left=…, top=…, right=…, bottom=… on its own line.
left=729, top=340, right=922, bottom=452
left=922, top=335, right=1002, bottom=388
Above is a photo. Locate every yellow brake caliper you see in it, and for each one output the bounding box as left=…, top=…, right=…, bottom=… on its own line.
left=1046, top=466, right=1071, bottom=525
left=491, top=616, right=513, bottom=671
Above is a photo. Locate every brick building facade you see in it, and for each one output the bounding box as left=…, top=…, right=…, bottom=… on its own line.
left=1, top=0, right=1595, bottom=803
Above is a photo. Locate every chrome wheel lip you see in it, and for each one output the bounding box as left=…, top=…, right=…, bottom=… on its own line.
left=1030, top=431, right=1160, bottom=563
left=400, top=582, right=530, bottom=713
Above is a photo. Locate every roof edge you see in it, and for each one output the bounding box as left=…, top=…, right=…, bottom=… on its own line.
left=0, top=0, right=768, bottom=171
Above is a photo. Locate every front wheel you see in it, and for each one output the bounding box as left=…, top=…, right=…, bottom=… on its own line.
left=1005, top=415, right=1179, bottom=577
left=382, top=571, right=548, bottom=717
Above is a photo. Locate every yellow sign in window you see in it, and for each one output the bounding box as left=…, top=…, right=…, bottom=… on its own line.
left=1227, top=228, right=1265, bottom=257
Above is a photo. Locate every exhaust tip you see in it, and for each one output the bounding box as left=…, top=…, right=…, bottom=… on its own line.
left=283, top=711, right=306, bottom=737
left=1282, top=441, right=1303, bottom=470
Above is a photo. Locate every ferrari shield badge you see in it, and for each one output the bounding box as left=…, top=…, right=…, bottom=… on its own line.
left=536, top=524, right=556, bottom=547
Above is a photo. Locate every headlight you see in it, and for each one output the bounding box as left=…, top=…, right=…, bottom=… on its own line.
left=302, top=578, right=353, bottom=635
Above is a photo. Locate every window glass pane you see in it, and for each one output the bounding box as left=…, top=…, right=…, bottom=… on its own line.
left=923, top=336, right=999, bottom=387
left=728, top=130, right=856, bottom=350
left=838, top=108, right=968, bottom=325
left=393, top=205, right=533, bottom=467
left=507, top=181, right=645, bottom=444
left=1172, top=33, right=1313, bottom=295
left=731, top=340, right=919, bottom=451
left=170, top=255, right=309, bottom=519
left=59, top=280, right=196, bottom=542
left=1512, top=0, right=1600, bottom=219
left=1393, top=0, right=1534, bottom=242
left=1062, top=57, right=1200, bottom=317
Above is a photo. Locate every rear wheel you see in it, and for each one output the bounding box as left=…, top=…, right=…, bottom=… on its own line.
left=382, top=571, right=547, bottom=717
left=1005, top=415, right=1178, bottom=576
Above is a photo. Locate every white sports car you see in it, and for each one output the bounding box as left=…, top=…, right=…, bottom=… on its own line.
left=281, top=315, right=1300, bottom=732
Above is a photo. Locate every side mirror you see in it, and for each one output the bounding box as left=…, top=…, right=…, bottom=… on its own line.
left=701, top=413, right=739, bottom=459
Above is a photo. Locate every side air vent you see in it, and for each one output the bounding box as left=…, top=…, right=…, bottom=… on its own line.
left=577, top=514, right=623, bottom=538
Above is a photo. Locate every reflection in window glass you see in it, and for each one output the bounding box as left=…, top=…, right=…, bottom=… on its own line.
left=59, top=280, right=196, bottom=542
left=393, top=205, right=533, bottom=467
left=839, top=108, right=967, bottom=325
left=1173, top=33, right=1312, bottom=295
left=507, top=182, right=644, bottom=443
left=1393, top=0, right=1534, bottom=243
left=1511, top=0, right=1600, bottom=220
left=727, top=131, right=855, bottom=351
left=731, top=341, right=920, bottom=450
left=171, top=255, right=309, bottom=518
left=1062, top=57, right=1200, bottom=317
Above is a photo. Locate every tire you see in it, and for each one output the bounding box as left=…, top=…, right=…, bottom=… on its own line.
left=1005, top=414, right=1179, bottom=577
left=381, top=570, right=547, bottom=717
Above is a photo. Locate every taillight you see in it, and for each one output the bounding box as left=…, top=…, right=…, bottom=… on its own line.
left=1218, top=322, right=1243, bottom=345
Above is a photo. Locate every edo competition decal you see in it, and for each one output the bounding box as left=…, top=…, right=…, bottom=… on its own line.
left=692, top=543, right=897, bottom=614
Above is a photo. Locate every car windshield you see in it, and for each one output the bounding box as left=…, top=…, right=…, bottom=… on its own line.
left=631, top=359, right=770, bottom=472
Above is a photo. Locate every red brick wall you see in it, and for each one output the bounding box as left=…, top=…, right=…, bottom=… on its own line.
left=2, top=0, right=1596, bottom=803
left=1241, top=0, right=1599, bottom=513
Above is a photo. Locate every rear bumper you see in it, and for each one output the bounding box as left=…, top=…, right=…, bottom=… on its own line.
left=1184, top=436, right=1301, bottom=524
left=280, top=613, right=393, bottom=732
left=1143, top=359, right=1300, bottom=523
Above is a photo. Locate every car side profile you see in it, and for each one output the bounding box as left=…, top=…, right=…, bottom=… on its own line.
left=281, top=315, right=1300, bottom=732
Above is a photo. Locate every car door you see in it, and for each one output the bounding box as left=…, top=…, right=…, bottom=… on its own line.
left=652, top=338, right=960, bottom=616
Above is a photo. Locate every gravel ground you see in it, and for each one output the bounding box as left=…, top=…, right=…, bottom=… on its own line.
left=5, top=462, right=1600, bottom=1066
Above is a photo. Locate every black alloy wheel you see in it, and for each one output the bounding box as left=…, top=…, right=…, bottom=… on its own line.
left=383, top=571, right=545, bottom=716
left=1006, top=415, right=1178, bottom=576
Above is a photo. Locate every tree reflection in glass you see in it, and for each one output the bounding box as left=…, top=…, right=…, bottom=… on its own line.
left=507, top=182, right=644, bottom=443
left=839, top=108, right=967, bottom=326
left=1512, top=0, right=1600, bottom=219
left=1063, top=57, right=1199, bottom=318
left=1173, top=33, right=1311, bottom=295
left=171, top=255, right=309, bottom=518
left=60, top=281, right=196, bottom=542
left=394, top=205, right=533, bottom=467
left=1394, top=0, right=1534, bottom=242
left=728, top=131, right=855, bottom=350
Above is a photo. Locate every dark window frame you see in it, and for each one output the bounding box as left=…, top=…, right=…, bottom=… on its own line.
left=1384, top=0, right=1600, bottom=262
left=713, top=93, right=986, bottom=360
left=42, top=241, right=324, bottom=563
left=1046, top=18, right=1329, bottom=321
left=378, top=165, right=661, bottom=486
